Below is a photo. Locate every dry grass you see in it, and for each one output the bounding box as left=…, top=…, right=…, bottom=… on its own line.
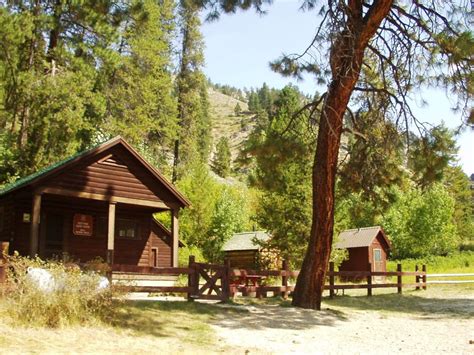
left=208, top=88, right=255, bottom=162
left=0, top=300, right=246, bottom=354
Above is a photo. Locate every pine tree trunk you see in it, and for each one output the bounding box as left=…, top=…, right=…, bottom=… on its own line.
left=291, top=0, right=393, bottom=310
left=291, top=76, right=356, bottom=310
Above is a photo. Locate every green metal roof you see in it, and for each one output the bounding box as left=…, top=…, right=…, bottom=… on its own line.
left=0, top=140, right=107, bottom=197
left=222, top=231, right=271, bottom=252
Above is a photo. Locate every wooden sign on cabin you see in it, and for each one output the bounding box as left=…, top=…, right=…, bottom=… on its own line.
left=73, top=214, right=93, bottom=236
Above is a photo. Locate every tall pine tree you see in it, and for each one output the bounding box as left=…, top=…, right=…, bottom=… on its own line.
left=105, top=0, right=178, bottom=168
left=172, top=0, right=211, bottom=182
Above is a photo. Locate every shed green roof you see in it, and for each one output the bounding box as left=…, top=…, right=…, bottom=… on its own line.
left=222, top=231, right=271, bottom=252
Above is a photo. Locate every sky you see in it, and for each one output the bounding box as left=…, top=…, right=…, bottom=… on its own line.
left=200, top=1, right=473, bottom=176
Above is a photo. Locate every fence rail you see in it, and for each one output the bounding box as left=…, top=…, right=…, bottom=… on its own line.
left=426, top=273, right=474, bottom=285
left=229, top=262, right=427, bottom=298
left=2, top=255, right=473, bottom=302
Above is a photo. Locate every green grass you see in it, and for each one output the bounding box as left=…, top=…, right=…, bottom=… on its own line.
left=387, top=251, right=474, bottom=274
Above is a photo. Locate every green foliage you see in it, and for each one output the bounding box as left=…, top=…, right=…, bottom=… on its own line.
left=408, top=125, right=457, bottom=189
left=104, top=0, right=178, bottom=165
left=178, top=245, right=205, bottom=267
left=339, top=107, right=408, bottom=207
left=443, top=166, right=474, bottom=244
left=212, top=137, right=232, bottom=178
left=176, top=160, right=252, bottom=262
left=234, top=102, right=242, bottom=116
left=177, top=162, right=220, bottom=248
left=387, top=251, right=474, bottom=274
left=204, top=186, right=249, bottom=262
left=173, top=0, right=211, bottom=181
left=240, top=85, right=314, bottom=264
left=3, top=255, right=117, bottom=328
left=0, top=1, right=119, bottom=180
left=382, top=184, right=459, bottom=259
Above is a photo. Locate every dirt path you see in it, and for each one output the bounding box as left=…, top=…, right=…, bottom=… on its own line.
left=212, top=290, right=474, bottom=354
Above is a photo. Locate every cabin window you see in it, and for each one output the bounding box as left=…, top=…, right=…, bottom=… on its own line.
left=116, top=219, right=139, bottom=239
left=374, top=249, right=382, bottom=262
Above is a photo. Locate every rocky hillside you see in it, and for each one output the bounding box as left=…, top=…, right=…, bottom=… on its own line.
left=208, top=88, right=255, bottom=162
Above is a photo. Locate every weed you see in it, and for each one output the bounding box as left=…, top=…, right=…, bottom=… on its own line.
left=2, top=254, right=120, bottom=328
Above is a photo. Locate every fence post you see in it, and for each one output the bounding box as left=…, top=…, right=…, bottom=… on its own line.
left=187, top=255, right=196, bottom=302
left=397, top=263, right=402, bottom=294
left=367, top=262, right=372, bottom=296
left=415, top=264, right=420, bottom=290
left=422, top=264, right=427, bottom=290
left=329, top=262, right=335, bottom=298
left=221, top=258, right=230, bottom=302
left=281, top=259, right=289, bottom=299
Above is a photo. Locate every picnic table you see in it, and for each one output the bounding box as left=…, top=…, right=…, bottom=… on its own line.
left=230, top=271, right=266, bottom=297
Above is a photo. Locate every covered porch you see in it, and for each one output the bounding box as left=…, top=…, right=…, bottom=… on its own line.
left=28, top=189, right=180, bottom=267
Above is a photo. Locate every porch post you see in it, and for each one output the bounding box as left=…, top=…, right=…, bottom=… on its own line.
left=107, top=202, right=116, bottom=264
left=171, top=208, right=179, bottom=267
left=29, top=193, right=42, bottom=257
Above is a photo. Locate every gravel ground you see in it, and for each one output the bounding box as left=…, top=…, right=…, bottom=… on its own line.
left=211, top=289, right=474, bottom=354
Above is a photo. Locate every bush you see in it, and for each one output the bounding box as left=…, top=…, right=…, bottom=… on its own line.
left=2, top=254, right=118, bottom=328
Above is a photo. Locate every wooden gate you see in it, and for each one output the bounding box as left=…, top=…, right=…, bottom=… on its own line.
left=188, top=260, right=229, bottom=302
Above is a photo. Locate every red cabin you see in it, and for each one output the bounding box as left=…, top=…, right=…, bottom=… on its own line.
left=335, top=226, right=391, bottom=274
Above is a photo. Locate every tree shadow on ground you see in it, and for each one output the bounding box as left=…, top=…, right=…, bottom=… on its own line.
left=324, top=292, right=474, bottom=319
left=109, top=298, right=348, bottom=337
left=108, top=300, right=247, bottom=340
left=212, top=299, right=348, bottom=331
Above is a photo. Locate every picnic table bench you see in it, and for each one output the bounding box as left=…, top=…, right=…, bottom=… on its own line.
left=230, top=272, right=266, bottom=297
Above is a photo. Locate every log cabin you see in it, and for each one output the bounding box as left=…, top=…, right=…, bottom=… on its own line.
left=222, top=231, right=271, bottom=269
left=0, top=136, right=189, bottom=268
left=335, top=226, right=391, bottom=277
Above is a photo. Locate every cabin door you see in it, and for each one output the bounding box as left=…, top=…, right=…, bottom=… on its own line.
left=373, top=248, right=383, bottom=272
left=42, top=213, right=65, bottom=259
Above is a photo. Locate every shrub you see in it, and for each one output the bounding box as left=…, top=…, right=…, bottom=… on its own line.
left=2, top=254, right=118, bottom=328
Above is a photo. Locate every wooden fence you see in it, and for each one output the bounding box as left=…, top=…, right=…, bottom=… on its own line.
left=112, top=256, right=230, bottom=301
left=228, top=262, right=427, bottom=299
left=4, top=255, right=473, bottom=302
left=425, top=273, right=474, bottom=285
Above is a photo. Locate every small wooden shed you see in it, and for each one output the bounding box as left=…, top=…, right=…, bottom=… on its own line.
left=335, top=226, right=391, bottom=273
left=222, top=231, right=270, bottom=269
left=0, top=136, right=190, bottom=267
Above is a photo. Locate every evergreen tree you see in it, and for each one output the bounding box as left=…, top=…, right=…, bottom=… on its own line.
left=408, top=124, right=458, bottom=190
left=105, top=0, right=178, bottom=167
left=0, top=1, right=120, bottom=181
left=212, top=137, right=231, bottom=178
left=234, top=102, right=242, bottom=116
left=172, top=0, right=211, bottom=182
left=241, top=85, right=315, bottom=264
left=247, top=90, right=260, bottom=113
